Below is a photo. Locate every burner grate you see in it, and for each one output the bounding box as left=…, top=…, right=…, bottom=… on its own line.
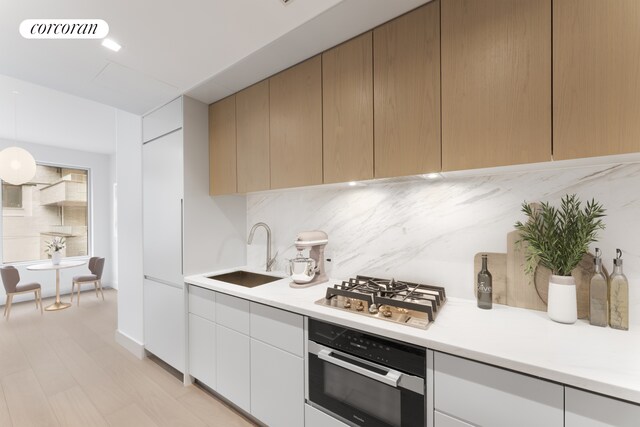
left=320, top=275, right=447, bottom=328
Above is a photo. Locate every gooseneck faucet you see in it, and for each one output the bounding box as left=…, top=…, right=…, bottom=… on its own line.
left=248, top=222, right=276, bottom=272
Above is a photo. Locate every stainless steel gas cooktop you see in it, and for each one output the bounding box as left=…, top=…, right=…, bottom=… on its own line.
left=315, top=275, right=446, bottom=329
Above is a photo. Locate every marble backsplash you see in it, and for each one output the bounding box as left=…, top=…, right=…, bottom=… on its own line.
left=247, top=162, right=640, bottom=326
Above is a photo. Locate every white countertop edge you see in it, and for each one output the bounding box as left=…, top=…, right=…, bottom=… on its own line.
left=185, top=266, right=640, bottom=405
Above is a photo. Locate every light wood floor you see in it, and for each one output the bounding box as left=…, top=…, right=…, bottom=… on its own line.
left=0, top=289, right=257, bottom=427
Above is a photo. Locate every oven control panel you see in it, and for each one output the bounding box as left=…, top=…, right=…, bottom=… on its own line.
left=308, top=318, right=426, bottom=377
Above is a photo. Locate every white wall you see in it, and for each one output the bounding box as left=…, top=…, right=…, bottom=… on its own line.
left=247, top=160, right=640, bottom=327
left=0, top=137, right=115, bottom=302
left=182, top=96, right=246, bottom=276
left=114, top=110, right=144, bottom=347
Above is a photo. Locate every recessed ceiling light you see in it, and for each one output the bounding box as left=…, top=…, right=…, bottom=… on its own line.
left=101, top=38, right=121, bottom=52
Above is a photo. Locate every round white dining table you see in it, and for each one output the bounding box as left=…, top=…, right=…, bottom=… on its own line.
left=27, top=260, right=86, bottom=311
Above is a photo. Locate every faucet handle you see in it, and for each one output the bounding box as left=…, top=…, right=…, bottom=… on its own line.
left=266, top=250, right=278, bottom=271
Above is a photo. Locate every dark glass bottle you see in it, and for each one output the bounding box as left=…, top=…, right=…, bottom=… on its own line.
left=477, top=254, right=492, bottom=309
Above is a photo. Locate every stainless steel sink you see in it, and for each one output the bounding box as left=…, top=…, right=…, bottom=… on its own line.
left=207, top=270, right=281, bottom=288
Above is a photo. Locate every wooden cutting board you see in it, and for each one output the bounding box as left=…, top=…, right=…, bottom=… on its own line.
left=506, top=230, right=548, bottom=311
left=473, top=253, right=507, bottom=304
left=534, top=253, right=609, bottom=319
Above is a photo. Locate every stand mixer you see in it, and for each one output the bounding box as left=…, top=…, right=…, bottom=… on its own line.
left=289, top=231, right=329, bottom=288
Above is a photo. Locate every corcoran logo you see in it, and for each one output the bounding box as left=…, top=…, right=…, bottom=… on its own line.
left=19, top=19, right=109, bottom=39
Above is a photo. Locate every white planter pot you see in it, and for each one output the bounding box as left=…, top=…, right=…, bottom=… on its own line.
left=51, top=251, right=61, bottom=265
left=547, top=275, right=577, bottom=324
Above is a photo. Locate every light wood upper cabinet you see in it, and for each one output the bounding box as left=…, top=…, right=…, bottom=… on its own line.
left=209, top=96, right=237, bottom=195
left=322, top=32, right=374, bottom=184
left=441, top=0, right=551, bottom=171
left=236, top=80, right=270, bottom=192
left=373, top=2, right=441, bottom=178
left=553, top=0, right=640, bottom=160
left=269, top=56, right=323, bottom=189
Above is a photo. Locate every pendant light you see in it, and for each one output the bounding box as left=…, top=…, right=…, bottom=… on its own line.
left=0, top=91, right=37, bottom=185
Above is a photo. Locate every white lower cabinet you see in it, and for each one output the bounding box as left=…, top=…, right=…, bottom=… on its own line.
left=143, top=279, right=184, bottom=372
left=216, top=324, right=251, bottom=413
left=435, top=411, right=474, bottom=427
left=565, top=387, right=640, bottom=427
left=305, top=404, right=348, bottom=427
left=188, top=314, right=216, bottom=389
left=434, top=352, right=563, bottom=427
left=187, top=288, right=306, bottom=426
left=250, top=339, right=304, bottom=427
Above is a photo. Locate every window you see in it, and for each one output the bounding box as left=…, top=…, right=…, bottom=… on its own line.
left=2, top=184, right=22, bottom=208
left=2, top=164, right=89, bottom=263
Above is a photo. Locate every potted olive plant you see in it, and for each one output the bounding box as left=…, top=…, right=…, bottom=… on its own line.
left=514, top=194, right=605, bottom=324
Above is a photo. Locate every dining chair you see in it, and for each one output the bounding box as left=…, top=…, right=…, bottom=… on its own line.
left=1, top=265, right=43, bottom=320
left=71, top=257, right=105, bottom=305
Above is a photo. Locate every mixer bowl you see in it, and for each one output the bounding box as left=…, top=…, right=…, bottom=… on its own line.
left=289, top=257, right=317, bottom=283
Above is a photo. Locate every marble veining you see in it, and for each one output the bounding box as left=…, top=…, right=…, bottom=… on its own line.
left=247, top=162, right=640, bottom=326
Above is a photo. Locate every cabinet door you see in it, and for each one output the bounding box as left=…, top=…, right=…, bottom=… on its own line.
left=441, top=0, right=551, bottom=171
left=322, top=32, right=374, bottom=184
left=434, top=352, right=563, bottom=427
left=305, top=404, right=348, bottom=427
left=142, top=131, right=184, bottom=286
left=209, top=95, right=237, bottom=195
left=216, top=292, right=250, bottom=335
left=143, top=97, right=182, bottom=142
left=554, top=0, right=640, bottom=160
left=188, top=314, right=216, bottom=389
left=269, top=56, right=323, bottom=189
left=435, top=412, right=473, bottom=427
left=143, top=279, right=184, bottom=373
left=565, top=387, right=640, bottom=427
left=250, top=302, right=303, bottom=357
left=188, top=285, right=215, bottom=322
left=236, top=80, right=270, bottom=193
left=216, top=324, right=250, bottom=413
left=373, top=2, right=441, bottom=178
left=250, top=339, right=304, bottom=427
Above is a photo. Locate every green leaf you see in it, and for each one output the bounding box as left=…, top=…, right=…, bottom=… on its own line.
left=514, top=194, right=606, bottom=276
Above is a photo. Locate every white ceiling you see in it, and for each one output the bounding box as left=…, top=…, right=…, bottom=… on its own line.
left=187, top=0, right=432, bottom=104
left=0, top=0, right=349, bottom=114
left=1, top=0, right=430, bottom=116
left=0, top=0, right=430, bottom=154
left=0, top=74, right=117, bottom=154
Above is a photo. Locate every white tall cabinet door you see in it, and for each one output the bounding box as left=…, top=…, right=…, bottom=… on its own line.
left=142, top=97, right=182, bottom=142
left=216, top=324, right=251, bottom=413
left=250, top=339, right=304, bottom=427
left=142, top=130, right=184, bottom=286
left=143, top=278, right=184, bottom=372
left=565, top=387, right=640, bottom=427
left=188, top=314, right=216, bottom=389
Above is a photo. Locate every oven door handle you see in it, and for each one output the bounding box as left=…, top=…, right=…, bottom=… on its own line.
left=317, top=348, right=402, bottom=388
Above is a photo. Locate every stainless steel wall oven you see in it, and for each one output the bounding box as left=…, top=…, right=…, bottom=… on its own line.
left=307, top=319, right=426, bottom=427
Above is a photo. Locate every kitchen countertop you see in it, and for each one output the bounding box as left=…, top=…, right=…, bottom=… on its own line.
left=185, top=266, right=640, bottom=405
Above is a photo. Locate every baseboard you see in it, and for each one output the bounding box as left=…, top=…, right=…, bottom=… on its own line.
left=114, top=329, right=145, bottom=360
